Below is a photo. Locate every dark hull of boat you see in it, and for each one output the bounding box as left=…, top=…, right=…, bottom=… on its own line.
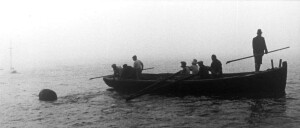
left=103, top=62, right=287, bottom=96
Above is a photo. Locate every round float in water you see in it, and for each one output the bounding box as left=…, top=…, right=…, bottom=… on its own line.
left=39, top=89, right=57, bottom=101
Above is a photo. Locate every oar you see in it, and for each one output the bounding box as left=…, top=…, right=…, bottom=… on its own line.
left=90, top=67, right=154, bottom=80
left=226, top=46, right=290, bottom=64
left=143, top=67, right=154, bottom=70
left=89, top=75, right=110, bottom=80
left=109, top=67, right=154, bottom=72
left=126, top=71, right=182, bottom=101
left=126, top=73, right=198, bottom=101
left=148, top=74, right=198, bottom=94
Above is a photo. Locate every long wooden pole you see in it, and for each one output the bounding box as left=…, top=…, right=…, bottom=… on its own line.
left=90, top=67, right=154, bottom=80
left=10, top=42, right=13, bottom=70
left=143, top=67, right=154, bottom=70
left=149, top=74, right=198, bottom=94
left=126, top=71, right=181, bottom=101
left=226, top=47, right=290, bottom=64
left=89, top=75, right=110, bottom=80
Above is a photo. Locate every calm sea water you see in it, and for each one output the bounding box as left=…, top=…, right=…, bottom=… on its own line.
left=0, top=59, right=300, bottom=128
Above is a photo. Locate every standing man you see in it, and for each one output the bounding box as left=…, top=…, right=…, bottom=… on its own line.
left=252, top=29, right=268, bottom=72
left=132, top=55, right=144, bottom=79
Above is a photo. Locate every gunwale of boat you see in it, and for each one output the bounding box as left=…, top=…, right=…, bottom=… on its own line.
left=103, top=67, right=279, bottom=82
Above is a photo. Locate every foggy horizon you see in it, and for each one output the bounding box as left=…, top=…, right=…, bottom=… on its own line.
left=1, top=0, right=299, bottom=70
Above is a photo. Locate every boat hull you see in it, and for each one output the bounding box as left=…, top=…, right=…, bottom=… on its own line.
left=103, top=62, right=287, bottom=96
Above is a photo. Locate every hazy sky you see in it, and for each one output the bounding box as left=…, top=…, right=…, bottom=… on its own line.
left=0, top=0, right=299, bottom=69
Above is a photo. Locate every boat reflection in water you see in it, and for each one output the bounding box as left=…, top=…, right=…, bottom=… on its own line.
left=246, top=96, right=287, bottom=126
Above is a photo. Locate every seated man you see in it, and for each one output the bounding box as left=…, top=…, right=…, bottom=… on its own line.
left=190, top=59, right=199, bottom=75
left=197, top=61, right=210, bottom=79
left=111, top=64, right=123, bottom=78
left=210, top=54, right=223, bottom=78
left=180, top=61, right=190, bottom=75
left=120, top=64, right=136, bottom=79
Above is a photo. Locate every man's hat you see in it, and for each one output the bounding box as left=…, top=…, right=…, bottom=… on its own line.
left=181, top=61, right=187, bottom=67
left=112, top=64, right=116, bottom=68
left=132, top=55, right=137, bottom=58
left=197, top=61, right=203, bottom=65
left=212, top=54, right=216, bottom=58
left=192, top=59, right=197, bottom=65
left=257, top=29, right=262, bottom=34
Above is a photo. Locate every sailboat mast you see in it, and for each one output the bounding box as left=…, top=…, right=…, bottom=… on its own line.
left=10, top=42, right=13, bottom=70
left=9, top=41, right=17, bottom=73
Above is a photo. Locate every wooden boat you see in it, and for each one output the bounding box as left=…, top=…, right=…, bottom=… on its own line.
left=103, top=61, right=287, bottom=96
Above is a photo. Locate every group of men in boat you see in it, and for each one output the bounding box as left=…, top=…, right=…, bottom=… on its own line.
left=179, top=54, right=222, bottom=79
left=111, top=29, right=268, bottom=79
left=111, top=55, right=144, bottom=79
left=111, top=54, right=222, bottom=80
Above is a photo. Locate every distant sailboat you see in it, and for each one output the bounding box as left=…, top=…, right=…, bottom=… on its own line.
left=10, top=42, right=17, bottom=73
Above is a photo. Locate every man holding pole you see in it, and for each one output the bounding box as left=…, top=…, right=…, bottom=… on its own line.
left=253, top=29, right=268, bottom=72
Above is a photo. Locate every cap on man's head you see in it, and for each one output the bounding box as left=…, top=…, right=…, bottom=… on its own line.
left=181, top=61, right=187, bottom=67
left=197, top=61, right=203, bottom=65
left=132, top=55, right=137, bottom=58
left=192, top=59, right=197, bottom=64
left=192, top=61, right=197, bottom=65
left=257, top=29, right=262, bottom=34
left=112, top=64, right=116, bottom=68
left=123, top=64, right=128, bottom=68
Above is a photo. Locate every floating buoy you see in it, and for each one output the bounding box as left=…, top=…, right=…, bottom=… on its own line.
left=39, top=89, right=57, bottom=101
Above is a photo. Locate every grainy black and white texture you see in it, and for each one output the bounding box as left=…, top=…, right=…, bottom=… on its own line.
left=0, top=1, right=299, bottom=128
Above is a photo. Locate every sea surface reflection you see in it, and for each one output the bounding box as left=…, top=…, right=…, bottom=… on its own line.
left=0, top=62, right=299, bottom=127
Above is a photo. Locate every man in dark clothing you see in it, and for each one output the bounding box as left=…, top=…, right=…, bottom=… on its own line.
left=111, top=64, right=123, bottom=78
left=210, top=54, right=222, bottom=78
left=120, top=64, right=136, bottom=79
left=180, top=61, right=190, bottom=75
left=252, top=29, right=268, bottom=72
left=197, top=61, right=210, bottom=79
